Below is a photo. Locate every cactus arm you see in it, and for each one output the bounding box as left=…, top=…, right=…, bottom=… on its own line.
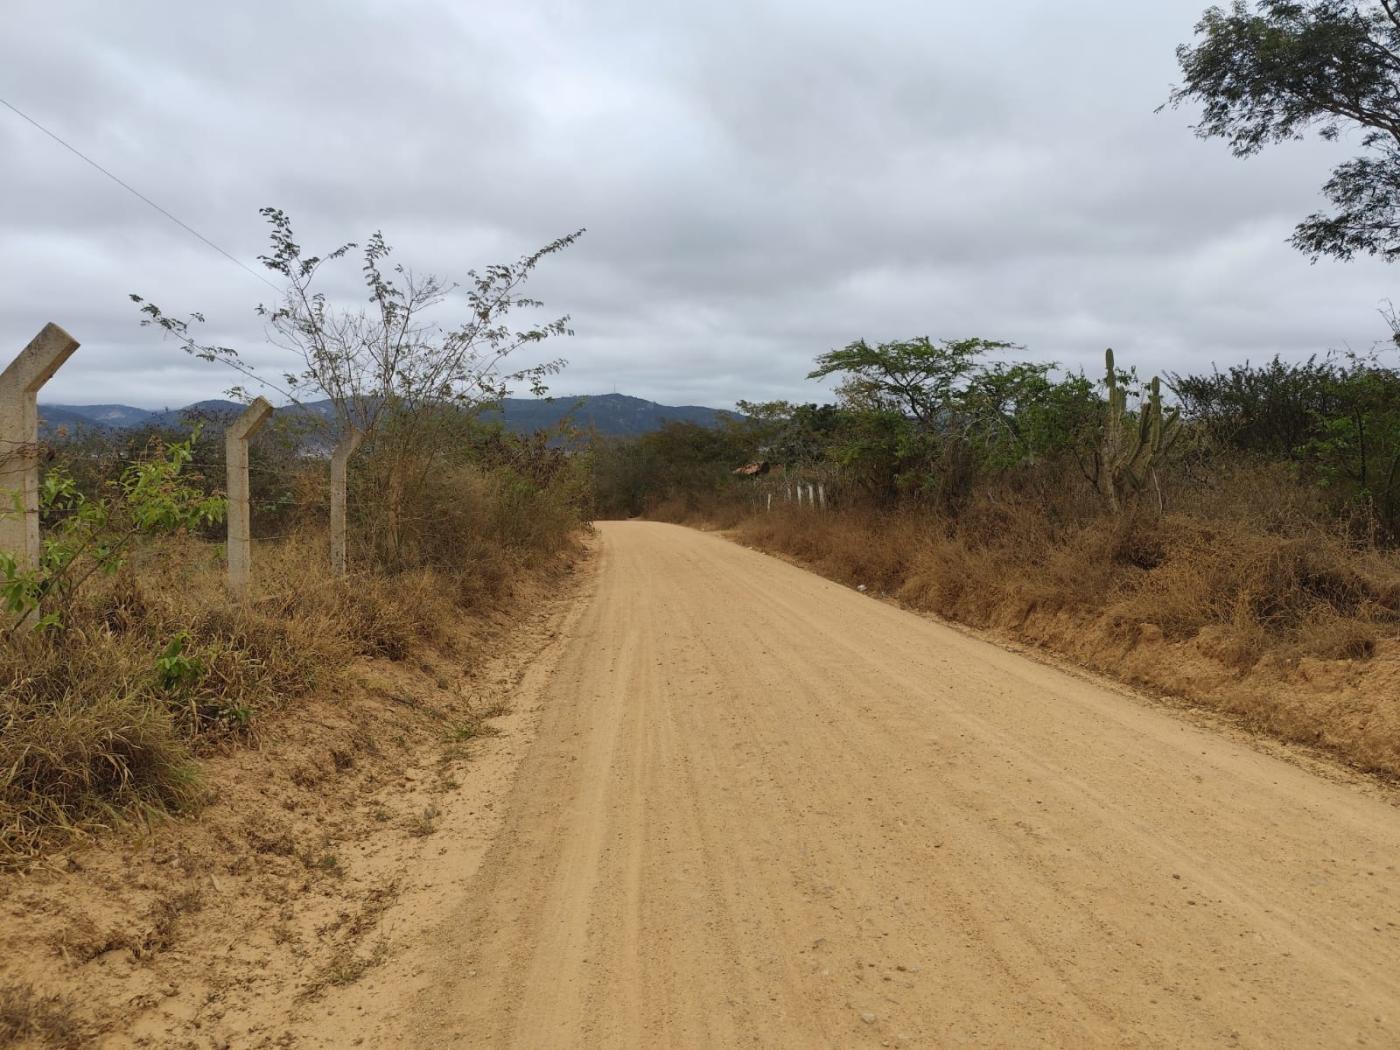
left=1096, top=349, right=1180, bottom=510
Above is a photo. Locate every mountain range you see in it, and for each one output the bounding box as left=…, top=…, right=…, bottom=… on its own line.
left=38, top=393, right=732, bottom=439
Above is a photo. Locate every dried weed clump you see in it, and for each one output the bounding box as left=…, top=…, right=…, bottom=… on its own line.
left=731, top=483, right=1400, bottom=774
left=2, top=465, right=582, bottom=857
left=0, top=982, right=85, bottom=1048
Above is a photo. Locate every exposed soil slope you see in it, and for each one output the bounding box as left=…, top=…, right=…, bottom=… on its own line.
left=0, top=558, right=589, bottom=1050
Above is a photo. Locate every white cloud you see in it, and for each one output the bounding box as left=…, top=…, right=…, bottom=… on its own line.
left=2, top=0, right=1396, bottom=412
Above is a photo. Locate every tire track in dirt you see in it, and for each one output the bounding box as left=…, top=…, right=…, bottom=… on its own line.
left=368, top=521, right=1400, bottom=1048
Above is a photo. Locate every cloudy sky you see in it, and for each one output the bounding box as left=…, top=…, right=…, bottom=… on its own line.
left=3, top=0, right=1397, bottom=411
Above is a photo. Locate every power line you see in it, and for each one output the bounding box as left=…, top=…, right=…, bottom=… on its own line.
left=0, top=96, right=281, bottom=293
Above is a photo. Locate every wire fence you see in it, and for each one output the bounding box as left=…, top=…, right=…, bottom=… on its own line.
left=741, top=471, right=840, bottom=513
left=8, top=323, right=582, bottom=593
left=30, top=429, right=359, bottom=569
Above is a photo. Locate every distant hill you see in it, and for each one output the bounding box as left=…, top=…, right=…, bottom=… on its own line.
left=39, top=400, right=244, bottom=436
left=484, top=393, right=732, bottom=436
left=40, top=404, right=157, bottom=430
left=39, top=393, right=733, bottom=439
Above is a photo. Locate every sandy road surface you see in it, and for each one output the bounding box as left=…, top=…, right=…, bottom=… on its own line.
left=394, top=521, right=1400, bottom=1048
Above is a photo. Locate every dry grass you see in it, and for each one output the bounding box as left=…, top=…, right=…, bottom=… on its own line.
left=1, top=462, right=582, bottom=858
left=0, top=983, right=84, bottom=1048
left=729, top=482, right=1400, bottom=776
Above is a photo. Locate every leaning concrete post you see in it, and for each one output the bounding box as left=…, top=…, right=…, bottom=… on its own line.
left=0, top=324, right=80, bottom=569
left=226, top=397, right=274, bottom=596
left=329, top=427, right=364, bottom=577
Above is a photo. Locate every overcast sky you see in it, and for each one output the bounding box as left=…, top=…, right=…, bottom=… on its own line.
left=3, top=0, right=1397, bottom=411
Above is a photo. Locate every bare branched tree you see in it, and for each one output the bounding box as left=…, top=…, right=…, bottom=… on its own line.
left=131, top=208, right=584, bottom=564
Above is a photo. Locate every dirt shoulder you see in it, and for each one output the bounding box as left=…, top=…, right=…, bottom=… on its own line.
left=0, top=542, right=595, bottom=1050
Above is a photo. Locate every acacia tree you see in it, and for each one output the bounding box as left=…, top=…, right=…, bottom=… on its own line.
left=1167, top=1, right=1400, bottom=261
left=807, top=337, right=1100, bottom=509
left=808, top=337, right=1016, bottom=428
left=133, top=209, right=583, bottom=564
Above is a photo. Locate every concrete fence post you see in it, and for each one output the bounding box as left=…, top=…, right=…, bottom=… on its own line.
left=766, top=492, right=772, bottom=513
left=0, top=324, right=80, bottom=569
left=329, top=427, right=364, bottom=577
left=226, top=397, right=274, bottom=596
left=817, top=483, right=827, bottom=512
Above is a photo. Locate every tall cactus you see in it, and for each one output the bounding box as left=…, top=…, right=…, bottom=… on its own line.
left=1097, top=348, right=1180, bottom=512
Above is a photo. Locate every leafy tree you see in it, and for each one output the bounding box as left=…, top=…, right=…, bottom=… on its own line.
left=809, top=338, right=1004, bottom=508
left=734, top=400, right=843, bottom=468
left=1304, top=355, right=1400, bottom=530
left=808, top=337, right=1100, bottom=509
left=962, top=364, right=1100, bottom=471
left=808, top=338, right=1017, bottom=428
left=1169, top=355, right=1343, bottom=456
left=590, top=421, right=763, bottom=518
left=1167, top=1, right=1400, bottom=261
left=1172, top=352, right=1400, bottom=533
left=825, top=405, right=923, bottom=503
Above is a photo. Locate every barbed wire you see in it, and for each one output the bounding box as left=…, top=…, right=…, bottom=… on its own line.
left=44, top=453, right=332, bottom=479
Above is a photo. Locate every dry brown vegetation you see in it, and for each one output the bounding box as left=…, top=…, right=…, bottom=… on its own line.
left=1, top=453, right=585, bottom=859
left=713, top=468, right=1400, bottom=777
left=0, top=983, right=84, bottom=1049
left=595, top=339, right=1400, bottom=781
left=0, top=534, right=585, bottom=1047
left=0, top=216, right=594, bottom=1042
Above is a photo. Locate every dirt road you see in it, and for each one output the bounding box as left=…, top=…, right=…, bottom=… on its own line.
left=390, top=521, right=1400, bottom=1048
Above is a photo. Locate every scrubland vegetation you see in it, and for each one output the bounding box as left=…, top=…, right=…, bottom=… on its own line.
left=12, top=0, right=1400, bottom=854
left=2, top=431, right=585, bottom=854
left=592, top=343, right=1400, bottom=774
left=590, top=0, right=1400, bottom=777
left=1, top=215, right=587, bottom=856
